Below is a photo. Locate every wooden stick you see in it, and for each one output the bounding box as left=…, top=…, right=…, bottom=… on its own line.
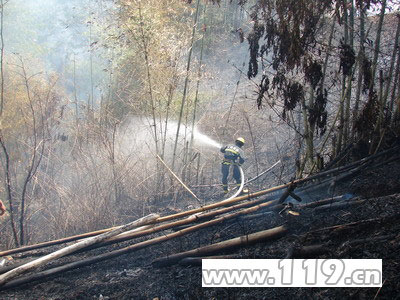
left=152, top=225, right=288, bottom=267
left=278, top=183, right=297, bottom=203
left=0, top=214, right=159, bottom=286
left=156, top=154, right=201, bottom=204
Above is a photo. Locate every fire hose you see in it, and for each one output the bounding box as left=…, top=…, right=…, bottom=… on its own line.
left=222, top=165, right=245, bottom=202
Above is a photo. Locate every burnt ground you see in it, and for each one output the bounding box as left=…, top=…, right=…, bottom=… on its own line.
left=1, top=158, right=400, bottom=299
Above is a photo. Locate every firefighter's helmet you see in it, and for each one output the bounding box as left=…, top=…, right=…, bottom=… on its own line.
left=235, top=137, right=245, bottom=146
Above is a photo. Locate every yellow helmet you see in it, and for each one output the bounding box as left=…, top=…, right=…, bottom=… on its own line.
left=236, top=137, right=245, bottom=145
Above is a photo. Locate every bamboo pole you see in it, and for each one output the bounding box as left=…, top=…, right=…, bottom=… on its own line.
left=189, top=2, right=207, bottom=153
left=152, top=225, right=287, bottom=267
left=0, top=214, right=159, bottom=286
left=278, top=183, right=297, bottom=203
left=171, top=0, right=201, bottom=170
left=156, top=154, right=201, bottom=204
left=0, top=227, right=117, bottom=257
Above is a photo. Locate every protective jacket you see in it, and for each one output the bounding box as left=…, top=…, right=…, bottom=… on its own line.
left=220, top=144, right=245, bottom=165
left=220, top=144, right=245, bottom=193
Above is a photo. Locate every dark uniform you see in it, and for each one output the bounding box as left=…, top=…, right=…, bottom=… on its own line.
left=220, top=142, right=245, bottom=193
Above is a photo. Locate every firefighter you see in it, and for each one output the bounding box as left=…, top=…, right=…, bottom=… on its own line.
left=220, top=137, right=248, bottom=194
left=0, top=200, right=6, bottom=216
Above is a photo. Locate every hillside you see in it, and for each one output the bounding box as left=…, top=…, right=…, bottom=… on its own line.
left=1, top=146, right=399, bottom=299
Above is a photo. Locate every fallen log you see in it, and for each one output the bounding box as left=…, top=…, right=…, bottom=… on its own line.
left=0, top=257, right=37, bottom=276
left=3, top=198, right=274, bottom=273
left=289, top=191, right=302, bottom=202
left=294, top=176, right=336, bottom=196
left=0, top=214, right=159, bottom=286
left=157, top=151, right=397, bottom=223
left=363, top=154, right=400, bottom=171
left=328, top=153, right=400, bottom=195
left=152, top=225, right=288, bottom=268
left=157, top=185, right=290, bottom=223
left=297, top=146, right=399, bottom=195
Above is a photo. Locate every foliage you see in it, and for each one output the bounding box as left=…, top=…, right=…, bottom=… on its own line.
left=308, top=88, right=328, bottom=136
left=0, top=54, right=64, bottom=245
left=94, top=0, right=193, bottom=121
left=304, top=59, right=323, bottom=89
left=241, top=0, right=400, bottom=170
left=339, top=42, right=356, bottom=76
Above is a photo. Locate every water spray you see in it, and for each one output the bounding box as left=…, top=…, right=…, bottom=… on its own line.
left=192, top=127, right=221, bottom=149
